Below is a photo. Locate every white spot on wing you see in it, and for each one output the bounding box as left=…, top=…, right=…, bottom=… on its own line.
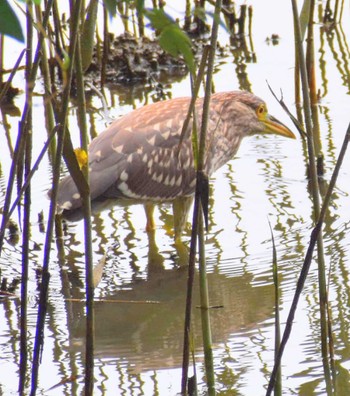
left=164, top=157, right=171, bottom=167
left=153, top=123, right=161, bottom=133
left=152, top=173, right=163, bottom=183
left=61, top=201, right=72, bottom=210
left=184, top=157, right=191, bottom=169
left=113, top=144, right=124, bottom=153
left=120, top=170, right=128, bottom=181
left=147, top=136, right=156, bottom=146
left=162, top=130, right=170, bottom=140
left=73, top=193, right=81, bottom=200
left=117, top=182, right=157, bottom=201
left=118, top=182, right=137, bottom=198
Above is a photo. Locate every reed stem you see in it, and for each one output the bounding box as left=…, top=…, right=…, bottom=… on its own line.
left=19, top=2, right=34, bottom=392
left=305, top=2, right=333, bottom=392
left=75, top=19, right=95, bottom=396
left=181, top=1, right=221, bottom=393
left=31, top=0, right=82, bottom=394
left=266, top=3, right=342, bottom=393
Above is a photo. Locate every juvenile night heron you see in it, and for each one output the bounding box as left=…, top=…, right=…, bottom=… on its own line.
left=57, top=91, right=295, bottom=239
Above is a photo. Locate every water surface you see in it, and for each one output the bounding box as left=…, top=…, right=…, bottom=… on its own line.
left=1, top=1, right=350, bottom=395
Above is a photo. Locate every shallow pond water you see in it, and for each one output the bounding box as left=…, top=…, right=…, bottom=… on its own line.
left=1, top=1, right=350, bottom=395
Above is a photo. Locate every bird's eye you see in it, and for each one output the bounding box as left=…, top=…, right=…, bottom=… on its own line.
left=257, top=104, right=266, bottom=117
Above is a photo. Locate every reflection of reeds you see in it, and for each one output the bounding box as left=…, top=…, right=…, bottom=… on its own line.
left=266, top=1, right=349, bottom=395
left=74, top=3, right=95, bottom=393
left=269, top=222, right=281, bottom=396
left=181, top=1, right=225, bottom=393
left=196, top=2, right=223, bottom=393
left=16, top=0, right=98, bottom=394
left=301, top=3, right=333, bottom=392
left=1, top=1, right=349, bottom=395
left=0, top=1, right=58, bottom=394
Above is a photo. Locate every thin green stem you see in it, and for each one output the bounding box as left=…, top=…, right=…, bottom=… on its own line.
left=19, top=3, right=34, bottom=392
left=269, top=222, right=281, bottom=396
left=30, top=0, right=82, bottom=394
left=0, top=0, right=53, bottom=253
left=266, top=96, right=350, bottom=396
left=267, top=1, right=334, bottom=393
left=198, top=212, right=215, bottom=395
left=181, top=1, right=222, bottom=394
left=74, top=19, right=95, bottom=396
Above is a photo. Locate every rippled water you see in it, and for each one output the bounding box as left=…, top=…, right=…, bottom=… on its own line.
left=1, top=1, right=350, bottom=395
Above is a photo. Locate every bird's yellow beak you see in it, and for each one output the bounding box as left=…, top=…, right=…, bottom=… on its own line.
left=261, top=114, right=296, bottom=139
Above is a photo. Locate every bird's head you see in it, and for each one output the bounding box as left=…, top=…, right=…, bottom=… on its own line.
left=231, top=92, right=296, bottom=139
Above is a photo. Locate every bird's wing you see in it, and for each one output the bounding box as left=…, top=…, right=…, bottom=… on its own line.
left=58, top=96, right=220, bottom=212
left=99, top=106, right=197, bottom=201
left=56, top=119, right=129, bottom=212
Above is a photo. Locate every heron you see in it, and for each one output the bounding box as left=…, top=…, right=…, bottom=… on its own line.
left=57, top=91, right=296, bottom=240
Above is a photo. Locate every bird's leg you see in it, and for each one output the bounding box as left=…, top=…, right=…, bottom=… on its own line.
left=172, top=196, right=194, bottom=243
left=144, top=202, right=156, bottom=232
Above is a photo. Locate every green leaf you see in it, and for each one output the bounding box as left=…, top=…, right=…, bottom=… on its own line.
left=61, top=48, right=70, bottom=71
left=159, top=26, right=195, bottom=73
left=0, top=0, right=24, bottom=42
left=299, top=0, right=311, bottom=41
left=135, top=0, right=145, bottom=14
left=144, top=9, right=195, bottom=74
left=145, top=8, right=174, bottom=31
left=81, top=0, right=99, bottom=71
left=102, top=0, right=117, bottom=17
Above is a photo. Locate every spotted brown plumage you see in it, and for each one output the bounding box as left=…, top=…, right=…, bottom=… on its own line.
left=57, top=91, right=295, bottom=238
